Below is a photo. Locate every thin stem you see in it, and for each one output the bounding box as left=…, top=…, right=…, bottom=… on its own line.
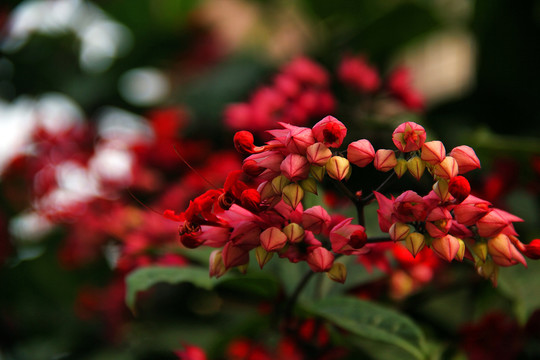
left=361, top=172, right=396, bottom=204
left=284, top=270, right=317, bottom=318
left=366, top=236, right=392, bottom=243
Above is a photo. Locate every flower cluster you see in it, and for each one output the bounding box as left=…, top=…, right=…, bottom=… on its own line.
left=169, top=117, right=540, bottom=286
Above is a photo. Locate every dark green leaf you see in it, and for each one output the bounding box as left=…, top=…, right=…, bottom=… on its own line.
left=304, top=296, right=427, bottom=359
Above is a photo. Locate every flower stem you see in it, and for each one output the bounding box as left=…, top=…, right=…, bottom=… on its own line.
left=284, top=270, right=316, bottom=318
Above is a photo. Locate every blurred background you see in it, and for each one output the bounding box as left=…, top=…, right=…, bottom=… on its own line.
left=0, top=0, right=539, bottom=359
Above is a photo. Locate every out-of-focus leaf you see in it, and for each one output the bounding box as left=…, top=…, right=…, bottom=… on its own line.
left=304, top=296, right=427, bottom=359
left=125, top=265, right=218, bottom=313
left=498, top=260, right=540, bottom=324
left=216, top=272, right=280, bottom=299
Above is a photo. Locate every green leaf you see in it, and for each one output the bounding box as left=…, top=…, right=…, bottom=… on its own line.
left=125, top=265, right=219, bottom=313
left=304, top=296, right=427, bottom=359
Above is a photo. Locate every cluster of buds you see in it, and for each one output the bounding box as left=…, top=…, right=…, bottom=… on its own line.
left=167, top=117, right=540, bottom=286
left=224, top=57, right=335, bottom=133
left=371, top=121, right=539, bottom=284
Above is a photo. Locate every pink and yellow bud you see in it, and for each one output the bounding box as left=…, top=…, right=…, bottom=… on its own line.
left=280, top=154, right=310, bottom=182
left=325, top=156, right=350, bottom=181
left=255, top=246, right=274, bottom=269
left=432, top=179, right=450, bottom=202
left=425, top=207, right=452, bottom=238
left=285, top=125, right=316, bottom=154
left=405, top=232, right=425, bottom=257
left=271, top=174, right=290, bottom=194
left=407, top=156, right=426, bottom=180
left=326, top=262, right=347, bottom=284
left=282, top=222, right=305, bottom=243
left=421, top=141, right=446, bottom=165
left=307, top=247, right=334, bottom=272
left=281, top=183, right=304, bottom=209
left=258, top=180, right=277, bottom=200
left=469, top=240, right=488, bottom=262
left=312, top=115, right=347, bottom=148
left=394, top=158, right=408, bottom=178
left=476, top=209, right=510, bottom=238
left=222, top=243, right=250, bottom=269
left=488, top=233, right=527, bottom=267
left=300, top=177, right=318, bottom=194
left=302, top=205, right=332, bottom=234
left=433, top=156, right=458, bottom=179
left=450, top=145, right=481, bottom=174
left=260, top=227, right=288, bottom=252
left=306, top=142, right=332, bottom=166
left=431, top=234, right=461, bottom=262
left=347, top=139, right=375, bottom=167
left=310, top=165, right=326, bottom=182
left=392, top=121, right=426, bottom=153
left=209, top=250, right=227, bottom=278
left=389, top=222, right=410, bottom=242
left=374, top=149, right=397, bottom=172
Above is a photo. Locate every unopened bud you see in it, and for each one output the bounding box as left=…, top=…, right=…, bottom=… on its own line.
left=209, top=250, right=227, bottom=278
left=407, top=156, right=425, bottom=181
left=421, top=140, right=446, bottom=165
left=431, top=234, right=460, bottom=262
left=374, top=149, right=397, bottom=172
left=456, top=238, right=466, bottom=261
left=432, top=179, right=450, bottom=202
left=306, top=142, right=332, bottom=166
left=389, top=222, right=410, bottom=242
left=271, top=174, right=290, bottom=194
left=283, top=223, right=305, bottom=243
left=476, top=258, right=499, bottom=286
left=300, top=177, right=318, bottom=194
left=326, top=156, right=350, bottom=181
left=260, top=227, right=288, bottom=252
left=282, top=183, right=304, bottom=209
left=394, top=158, right=408, bottom=178
left=469, top=240, right=488, bottom=262
left=326, top=262, right=347, bottom=284
left=433, top=156, right=458, bottom=179
left=450, top=145, right=481, bottom=174
left=405, top=232, right=425, bottom=257
left=255, top=246, right=274, bottom=269
left=347, top=139, right=375, bottom=167
left=310, top=165, right=326, bottom=182
left=307, top=247, right=334, bottom=272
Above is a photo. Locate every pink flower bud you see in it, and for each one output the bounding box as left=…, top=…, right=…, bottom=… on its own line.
left=306, top=142, right=332, bottom=166
left=221, top=243, right=250, bottom=269
left=326, top=156, right=350, bottom=181
left=488, top=233, right=527, bottom=267
left=326, top=262, right=347, bottom=284
left=260, top=227, right=288, bottom=252
left=307, top=247, right=334, bottom=272
left=374, top=149, right=397, bottom=172
left=433, top=156, right=458, bottom=179
left=285, top=125, right=316, bottom=154
left=389, top=222, right=410, bottom=242
left=281, top=183, right=304, bottom=209
left=448, top=175, right=470, bottom=203
left=255, top=246, right=274, bottom=269
left=329, top=218, right=367, bottom=255
left=280, top=154, right=310, bottom=182
left=421, top=140, right=446, bottom=165
left=258, top=181, right=277, bottom=200
left=405, top=232, right=425, bottom=257
left=407, top=156, right=425, bottom=181
left=392, top=122, right=426, bottom=153
left=312, top=116, right=347, bottom=148
left=347, top=139, right=375, bottom=167
left=283, top=223, right=305, bottom=243
left=302, top=206, right=331, bottom=234
left=425, top=207, right=452, bottom=238
left=449, top=145, right=481, bottom=173
left=476, top=209, right=510, bottom=238
left=431, top=234, right=461, bottom=262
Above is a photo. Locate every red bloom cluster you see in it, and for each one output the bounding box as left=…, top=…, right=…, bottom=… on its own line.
left=225, top=57, right=335, bottom=133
